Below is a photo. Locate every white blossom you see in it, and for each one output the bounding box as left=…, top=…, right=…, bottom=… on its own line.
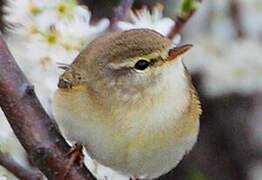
left=117, top=3, right=181, bottom=44
left=0, top=172, right=7, bottom=180
left=184, top=37, right=262, bottom=96
left=239, top=0, right=262, bottom=38
left=1, top=0, right=110, bottom=178
left=3, top=0, right=109, bottom=113
left=0, top=111, right=29, bottom=179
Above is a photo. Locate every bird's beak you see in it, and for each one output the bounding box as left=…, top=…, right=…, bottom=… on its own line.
left=165, top=44, right=193, bottom=62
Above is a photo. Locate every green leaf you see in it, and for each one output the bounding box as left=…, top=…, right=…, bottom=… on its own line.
left=178, top=0, right=201, bottom=18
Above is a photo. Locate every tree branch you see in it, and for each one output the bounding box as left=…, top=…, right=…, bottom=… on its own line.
left=111, top=0, right=134, bottom=30
left=0, top=151, right=43, bottom=180
left=167, top=0, right=202, bottom=40
left=228, top=0, right=244, bottom=38
left=0, top=35, right=95, bottom=179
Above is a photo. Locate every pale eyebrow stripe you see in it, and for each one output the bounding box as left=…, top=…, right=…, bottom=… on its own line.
left=108, top=61, right=135, bottom=69
left=108, top=50, right=169, bottom=70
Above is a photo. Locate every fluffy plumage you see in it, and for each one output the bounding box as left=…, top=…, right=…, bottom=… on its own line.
left=53, top=29, right=201, bottom=179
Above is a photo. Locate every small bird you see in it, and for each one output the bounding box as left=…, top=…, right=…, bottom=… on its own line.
left=53, top=29, right=201, bottom=179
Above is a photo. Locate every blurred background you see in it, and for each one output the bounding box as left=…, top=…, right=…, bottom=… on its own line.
left=0, top=0, right=262, bottom=179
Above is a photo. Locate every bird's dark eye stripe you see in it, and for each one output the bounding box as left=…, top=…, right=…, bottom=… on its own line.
left=149, top=57, right=160, bottom=64
left=134, top=56, right=162, bottom=71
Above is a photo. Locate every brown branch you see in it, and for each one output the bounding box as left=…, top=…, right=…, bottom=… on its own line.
left=0, top=35, right=95, bottom=179
left=111, top=0, right=134, bottom=30
left=0, top=151, right=43, bottom=180
left=167, top=0, right=202, bottom=40
left=0, top=0, right=7, bottom=33
left=228, top=0, right=245, bottom=38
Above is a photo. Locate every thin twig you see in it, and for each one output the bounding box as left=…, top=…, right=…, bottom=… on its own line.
left=228, top=0, right=244, bottom=38
left=0, top=151, right=43, bottom=180
left=111, top=0, right=134, bottom=30
left=0, top=35, right=95, bottom=180
left=0, top=0, right=6, bottom=32
left=167, top=0, right=202, bottom=40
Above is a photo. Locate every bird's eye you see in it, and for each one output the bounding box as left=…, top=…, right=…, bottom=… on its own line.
left=134, top=60, right=149, bottom=70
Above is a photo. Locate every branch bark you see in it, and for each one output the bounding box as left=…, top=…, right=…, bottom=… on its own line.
left=229, top=0, right=244, bottom=38
left=0, top=35, right=95, bottom=179
left=0, top=151, right=43, bottom=180
left=167, top=0, right=202, bottom=40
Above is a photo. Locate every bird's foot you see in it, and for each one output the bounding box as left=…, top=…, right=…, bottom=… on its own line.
left=65, top=143, right=85, bottom=167
left=57, top=143, right=84, bottom=179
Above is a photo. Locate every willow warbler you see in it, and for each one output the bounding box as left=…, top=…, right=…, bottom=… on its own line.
left=53, top=29, right=201, bottom=179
